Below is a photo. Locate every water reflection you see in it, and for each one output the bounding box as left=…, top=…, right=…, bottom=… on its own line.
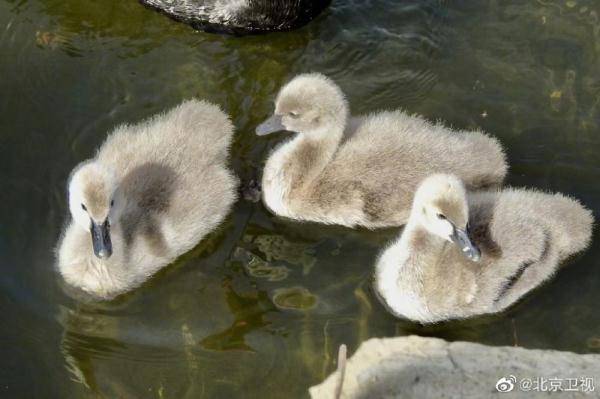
left=273, top=286, right=318, bottom=311
left=201, top=277, right=275, bottom=352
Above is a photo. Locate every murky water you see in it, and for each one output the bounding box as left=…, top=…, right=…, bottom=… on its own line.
left=1, top=0, right=600, bottom=397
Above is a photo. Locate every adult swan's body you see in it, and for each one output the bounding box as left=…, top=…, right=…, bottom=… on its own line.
left=140, top=0, right=331, bottom=34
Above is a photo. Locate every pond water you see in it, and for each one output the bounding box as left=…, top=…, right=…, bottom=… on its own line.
left=1, top=0, right=600, bottom=397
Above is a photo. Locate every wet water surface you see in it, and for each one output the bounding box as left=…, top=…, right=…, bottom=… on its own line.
left=1, top=0, right=600, bottom=397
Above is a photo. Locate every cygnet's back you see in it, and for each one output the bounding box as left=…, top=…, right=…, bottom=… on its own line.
left=321, top=111, right=507, bottom=225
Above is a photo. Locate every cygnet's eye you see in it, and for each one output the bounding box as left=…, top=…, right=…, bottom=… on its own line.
left=81, top=204, right=87, bottom=212
left=288, top=111, right=299, bottom=118
left=110, top=200, right=114, bottom=207
left=437, top=213, right=447, bottom=220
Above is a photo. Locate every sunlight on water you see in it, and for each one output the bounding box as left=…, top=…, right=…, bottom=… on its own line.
left=1, top=0, right=600, bottom=397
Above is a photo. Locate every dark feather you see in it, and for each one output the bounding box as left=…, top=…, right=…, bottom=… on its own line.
left=140, top=0, right=331, bottom=35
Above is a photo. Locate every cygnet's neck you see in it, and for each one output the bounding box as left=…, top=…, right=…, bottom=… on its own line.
left=285, top=118, right=345, bottom=191
left=380, top=209, right=448, bottom=278
left=402, top=210, right=447, bottom=252
left=375, top=213, right=447, bottom=317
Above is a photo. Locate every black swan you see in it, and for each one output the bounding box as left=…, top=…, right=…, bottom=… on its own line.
left=140, top=0, right=331, bottom=35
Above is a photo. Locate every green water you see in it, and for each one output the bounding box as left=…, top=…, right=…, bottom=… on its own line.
left=1, top=0, right=600, bottom=397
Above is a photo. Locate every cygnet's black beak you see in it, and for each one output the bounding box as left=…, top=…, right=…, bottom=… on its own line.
left=256, top=114, right=285, bottom=136
left=91, top=219, right=112, bottom=259
left=451, top=226, right=481, bottom=262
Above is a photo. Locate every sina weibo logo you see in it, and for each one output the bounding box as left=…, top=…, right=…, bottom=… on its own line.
left=496, top=375, right=517, bottom=392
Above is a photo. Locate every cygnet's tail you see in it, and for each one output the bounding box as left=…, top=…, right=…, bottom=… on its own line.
left=546, top=193, right=594, bottom=259
left=463, top=131, right=508, bottom=189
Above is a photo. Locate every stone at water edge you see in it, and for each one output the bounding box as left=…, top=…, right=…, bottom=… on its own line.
left=309, top=335, right=600, bottom=398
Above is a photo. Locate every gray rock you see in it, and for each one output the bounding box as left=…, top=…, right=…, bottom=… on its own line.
left=309, top=336, right=600, bottom=399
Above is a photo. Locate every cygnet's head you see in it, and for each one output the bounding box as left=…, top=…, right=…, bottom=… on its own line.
left=256, top=73, right=349, bottom=138
left=413, top=174, right=481, bottom=262
left=68, top=162, right=121, bottom=259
